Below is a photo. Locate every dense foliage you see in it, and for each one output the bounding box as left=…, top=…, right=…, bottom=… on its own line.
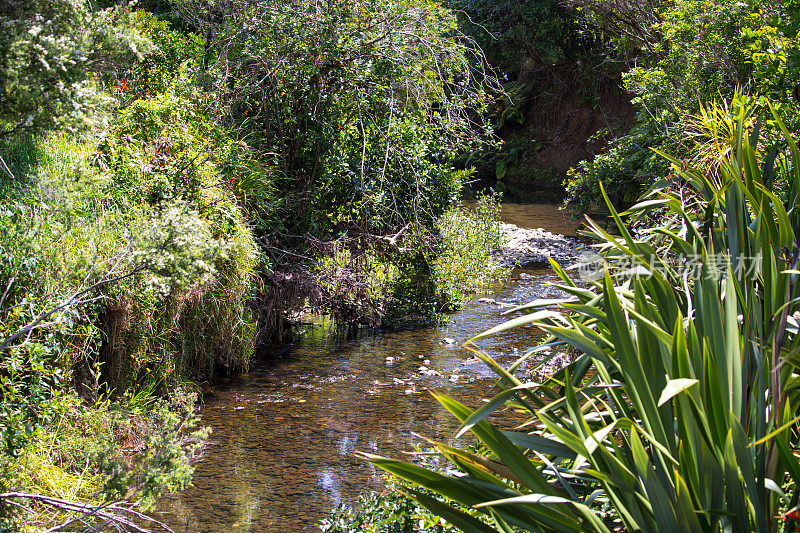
left=449, top=0, right=800, bottom=210
left=451, top=0, right=590, bottom=72
left=321, top=475, right=462, bottom=533
left=449, top=0, right=610, bottom=195
left=202, top=0, right=495, bottom=231
left=11, top=0, right=800, bottom=530
left=0, top=21, right=256, bottom=526
left=0, top=0, right=505, bottom=529
left=565, top=0, right=800, bottom=210
left=0, top=0, right=154, bottom=135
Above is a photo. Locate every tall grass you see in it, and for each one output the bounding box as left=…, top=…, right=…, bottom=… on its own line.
left=364, top=98, right=800, bottom=531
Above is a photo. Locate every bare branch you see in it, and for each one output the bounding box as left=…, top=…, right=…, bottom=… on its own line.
left=0, top=492, right=175, bottom=533
left=0, top=264, right=145, bottom=353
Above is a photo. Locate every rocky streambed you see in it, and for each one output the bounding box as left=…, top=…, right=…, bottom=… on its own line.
left=496, top=222, right=583, bottom=267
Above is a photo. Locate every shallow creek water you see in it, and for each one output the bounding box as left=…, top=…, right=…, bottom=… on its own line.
left=157, top=203, right=579, bottom=532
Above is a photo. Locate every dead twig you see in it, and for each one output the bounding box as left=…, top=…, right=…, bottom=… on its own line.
left=0, top=492, right=175, bottom=533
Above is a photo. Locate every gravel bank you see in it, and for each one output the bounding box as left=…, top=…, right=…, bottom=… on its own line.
left=496, top=222, right=583, bottom=267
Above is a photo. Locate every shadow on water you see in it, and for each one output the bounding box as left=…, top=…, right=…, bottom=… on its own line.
left=158, top=204, right=577, bottom=532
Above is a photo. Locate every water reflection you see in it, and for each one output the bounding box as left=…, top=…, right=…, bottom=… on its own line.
left=158, top=265, right=565, bottom=532
left=501, top=202, right=581, bottom=236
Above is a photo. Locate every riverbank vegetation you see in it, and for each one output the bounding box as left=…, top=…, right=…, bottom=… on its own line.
left=562, top=0, right=800, bottom=212
left=6, top=0, right=800, bottom=530
left=366, top=98, right=800, bottom=530
left=0, top=0, right=506, bottom=529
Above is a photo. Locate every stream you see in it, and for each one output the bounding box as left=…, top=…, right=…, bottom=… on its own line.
left=157, top=203, right=579, bottom=532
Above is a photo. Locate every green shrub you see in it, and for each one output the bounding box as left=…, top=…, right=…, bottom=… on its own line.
left=201, top=0, right=497, bottom=248
left=0, top=97, right=258, bottom=476
left=0, top=6, right=261, bottom=524
left=0, top=106, right=257, bottom=528
left=0, top=0, right=156, bottom=134
left=0, top=387, right=207, bottom=531
left=564, top=124, right=669, bottom=212
left=321, top=450, right=479, bottom=533
left=310, top=191, right=507, bottom=325
left=564, top=0, right=800, bottom=213
left=321, top=484, right=456, bottom=533
left=433, top=192, right=507, bottom=310
left=451, top=0, right=587, bottom=71
left=1, top=107, right=259, bottom=380
left=126, top=10, right=204, bottom=97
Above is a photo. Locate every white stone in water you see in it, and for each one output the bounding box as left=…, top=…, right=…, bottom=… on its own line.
left=418, top=366, right=428, bottom=372
left=442, top=337, right=456, bottom=345
left=385, top=357, right=394, bottom=364
left=448, top=375, right=460, bottom=382
left=404, top=388, right=414, bottom=394
left=423, top=359, right=430, bottom=365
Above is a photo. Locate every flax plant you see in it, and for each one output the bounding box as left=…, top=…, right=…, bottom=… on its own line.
left=362, top=99, right=800, bottom=532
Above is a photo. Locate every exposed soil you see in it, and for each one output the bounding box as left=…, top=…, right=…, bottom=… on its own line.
left=483, top=62, right=636, bottom=197
left=517, top=65, right=635, bottom=174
